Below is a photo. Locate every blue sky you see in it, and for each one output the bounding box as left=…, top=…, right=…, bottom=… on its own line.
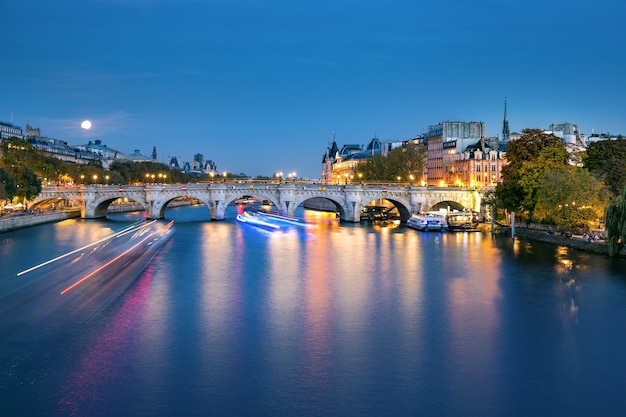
left=2, top=0, right=625, bottom=179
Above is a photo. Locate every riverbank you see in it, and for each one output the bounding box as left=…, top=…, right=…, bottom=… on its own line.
left=0, top=210, right=80, bottom=233
left=479, top=223, right=626, bottom=258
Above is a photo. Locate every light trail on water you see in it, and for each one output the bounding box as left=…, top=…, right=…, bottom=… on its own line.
left=59, top=221, right=174, bottom=295
left=16, top=220, right=156, bottom=277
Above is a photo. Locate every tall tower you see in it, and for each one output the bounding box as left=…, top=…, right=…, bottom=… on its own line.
left=152, top=146, right=157, bottom=161
left=502, top=97, right=510, bottom=142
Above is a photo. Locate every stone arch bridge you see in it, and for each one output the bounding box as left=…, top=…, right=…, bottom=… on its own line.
left=32, top=183, right=482, bottom=222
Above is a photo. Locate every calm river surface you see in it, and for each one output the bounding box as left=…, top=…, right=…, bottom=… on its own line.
left=1, top=205, right=626, bottom=417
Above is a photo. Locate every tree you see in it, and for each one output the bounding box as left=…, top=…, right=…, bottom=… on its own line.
left=358, top=154, right=387, bottom=180
left=0, top=138, right=42, bottom=200
left=0, top=166, right=17, bottom=200
left=605, top=185, right=626, bottom=256
left=495, top=129, right=567, bottom=222
left=584, top=138, right=626, bottom=196
left=535, top=168, right=610, bottom=228
left=109, top=161, right=188, bottom=184
left=356, top=143, right=426, bottom=182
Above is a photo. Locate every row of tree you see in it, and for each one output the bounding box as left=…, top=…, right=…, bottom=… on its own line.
left=355, top=143, right=426, bottom=182
left=0, top=138, right=191, bottom=202
left=494, top=128, right=626, bottom=256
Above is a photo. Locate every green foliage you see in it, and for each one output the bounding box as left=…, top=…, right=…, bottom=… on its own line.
left=495, top=129, right=568, bottom=221
left=0, top=137, right=192, bottom=205
left=584, top=138, right=626, bottom=196
left=109, top=161, right=188, bottom=184
left=0, top=166, right=17, bottom=199
left=356, top=143, right=426, bottom=182
left=0, top=138, right=42, bottom=200
left=535, top=168, right=610, bottom=228
left=605, top=185, right=626, bottom=256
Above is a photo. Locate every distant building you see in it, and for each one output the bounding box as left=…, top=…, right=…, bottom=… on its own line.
left=321, top=135, right=394, bottom=184
left=0, top=120, right=24, bottom=140
left=426, top=121, right=486, bottom=186
left=545, top=122, right=584, bottom=146
left=502, top=98, right=510, bottom=143
left=321, top=137, right=340, bottom=184
left=181, top=153, right=218, bottom=175
left=125, top=149, right=155, bottom=163
left=168, top=155, right=183, bottom=170
left=446, top=137, right=507, bottom=188
left=74, top=139, right=125, bottom=168
left=585, top=132, right=624, bottom=145
left=320, top=132, right=424, bottom=184
left=26, top=124, right=104, bottom=165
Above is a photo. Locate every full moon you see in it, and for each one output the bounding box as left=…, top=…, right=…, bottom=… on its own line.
left=81, top=120, right=92, bottom=130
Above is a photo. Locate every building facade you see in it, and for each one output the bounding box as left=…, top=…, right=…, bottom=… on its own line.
left=446, top=138, right=507, bottom=188
left=426, top=121, right=486, bottom=186
left=0, top=121, right=24, bottom=140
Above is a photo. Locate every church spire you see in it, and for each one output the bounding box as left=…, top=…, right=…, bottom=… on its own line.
left=502, top=97, right=510, bottom=142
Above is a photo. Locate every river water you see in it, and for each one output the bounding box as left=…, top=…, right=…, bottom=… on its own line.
left=1, top=205, right=626, bottom=417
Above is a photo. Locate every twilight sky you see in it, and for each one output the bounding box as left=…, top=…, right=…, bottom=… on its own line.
left=2, top=0, right=625, bottom=179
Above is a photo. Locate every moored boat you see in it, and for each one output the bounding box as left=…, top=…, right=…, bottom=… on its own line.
left=446, top=211, right=480, bottom=232
left=406, top=212, right=448, bottom=231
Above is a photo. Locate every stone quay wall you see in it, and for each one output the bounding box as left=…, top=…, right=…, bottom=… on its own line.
left=0, top=211, right=80, bottom=234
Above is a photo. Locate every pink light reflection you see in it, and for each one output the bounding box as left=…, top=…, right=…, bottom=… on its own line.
left=56, top=264, right=156, bottom=416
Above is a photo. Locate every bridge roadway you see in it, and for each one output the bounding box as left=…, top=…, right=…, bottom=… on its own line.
left=32, top=183, right=482, bottom=222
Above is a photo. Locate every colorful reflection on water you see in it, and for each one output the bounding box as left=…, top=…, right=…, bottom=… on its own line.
left=1, top=205, right=626, bottom=417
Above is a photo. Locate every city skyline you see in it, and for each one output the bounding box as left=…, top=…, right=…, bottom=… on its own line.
left=2, top=0, right=625, bottom=179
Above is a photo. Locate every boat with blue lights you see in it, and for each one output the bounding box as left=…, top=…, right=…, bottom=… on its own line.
left=236, top=209, right=314, bottom=230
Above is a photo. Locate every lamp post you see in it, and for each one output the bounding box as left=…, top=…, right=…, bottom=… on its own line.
left=105, top=175, right=110, bottom=186
left=93, top=174, right=98, bottom=185
left=80, top=174, right=84, bottom=185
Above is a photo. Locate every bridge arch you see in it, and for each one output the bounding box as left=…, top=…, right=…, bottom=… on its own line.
left=30, top=195, right=82, bottom=211
left=151, top=194, right=212, bottom=220
left=292, top=194, right=348, bottom=219
left=430, top=200, right=467, bottom=212
left=358, top=196, right=413, bottom=222
left=91, top=194, right=149, bottom=218
left=226, top=192, right=280, bottom=211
